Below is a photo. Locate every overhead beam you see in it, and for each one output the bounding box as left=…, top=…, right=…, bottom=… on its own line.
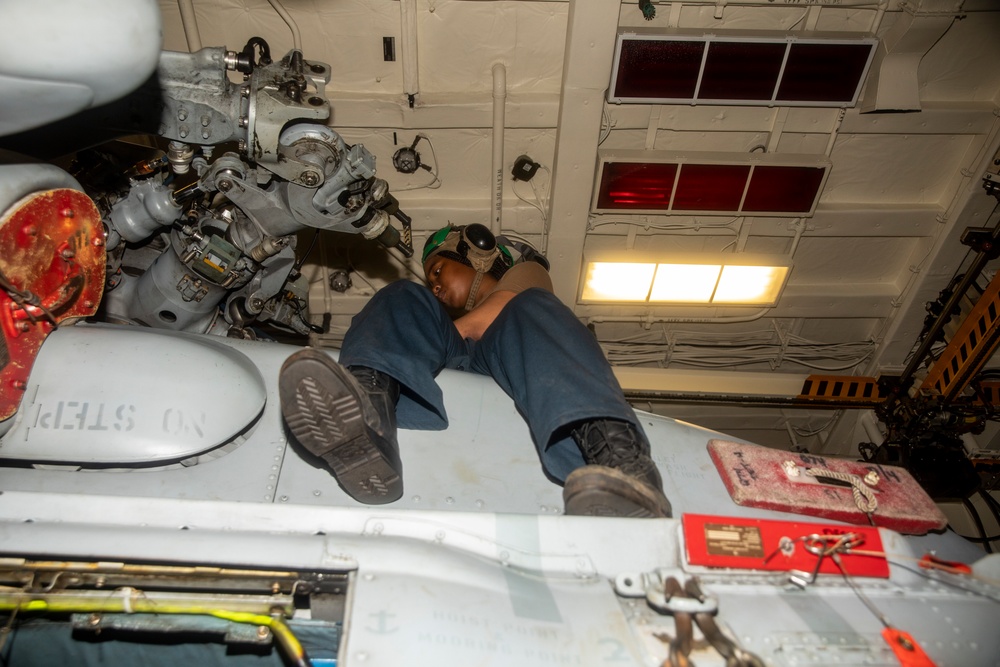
left=601, top=104, right=997, bottom=136
left=544, top=0, right=622, bottom=303
left=587, top=204, right=944, bottom=239
left=329, top=92, right=561, bottom=129
left=615, top=367, right=807, bottom=397
left=327, top=95, right=997, bottom=135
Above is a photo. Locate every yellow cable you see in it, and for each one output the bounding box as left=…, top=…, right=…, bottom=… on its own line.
left=0, top=594, right=308, bottom=666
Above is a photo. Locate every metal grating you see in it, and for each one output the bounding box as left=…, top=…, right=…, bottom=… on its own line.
left=921, top=271, right=1000, bottom=401
left=798, top=375, right=884, bottom=407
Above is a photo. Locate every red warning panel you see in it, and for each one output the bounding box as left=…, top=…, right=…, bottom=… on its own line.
left=683, top=513, right=890, bottom=578
left=707, top=439, right=947, bottom=535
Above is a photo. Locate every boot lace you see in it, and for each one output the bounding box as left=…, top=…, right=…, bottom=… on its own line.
left=571, top=420, right=649, bottom=471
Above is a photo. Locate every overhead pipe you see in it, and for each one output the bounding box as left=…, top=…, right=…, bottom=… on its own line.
left=491, top=62, right=506, bottom=236
left=177, top=0, right=202, bottom=52
left=400, top=0, right=420, bottom=105
left=266, top=0, right=302, bottom=51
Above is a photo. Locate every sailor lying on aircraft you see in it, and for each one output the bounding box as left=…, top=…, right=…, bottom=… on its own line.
left=279, top=223, right=671, bottom=517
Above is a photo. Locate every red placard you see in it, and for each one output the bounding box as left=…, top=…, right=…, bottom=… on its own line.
left=707, top=439, right=947, bottom=535
left=683, top=513, right=890, bottom=578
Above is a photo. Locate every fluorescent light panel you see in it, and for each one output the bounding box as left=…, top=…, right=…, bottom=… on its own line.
left=583, top=262, right=657, bottom=302
left=582, top=258, right=791, bottom=306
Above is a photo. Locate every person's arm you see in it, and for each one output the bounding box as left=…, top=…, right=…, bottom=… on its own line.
left=454, top=289, right=517, bottom=340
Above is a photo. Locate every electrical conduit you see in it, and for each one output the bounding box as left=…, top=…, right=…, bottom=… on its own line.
left=401, top=0, right=420, bottom=100
left=492, top=62, right=506, bottom=236
left=266, top=0, right=302, bottom=51
left=177, top=0, right=202, bottom=52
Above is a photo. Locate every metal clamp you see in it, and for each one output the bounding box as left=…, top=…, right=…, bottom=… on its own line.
left=615, top=572, right=764, bottom=667
left=614, top=570, right=718, bottom=615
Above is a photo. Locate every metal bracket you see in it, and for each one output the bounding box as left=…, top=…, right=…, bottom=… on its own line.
left=614, top=570, right=719, bottom=615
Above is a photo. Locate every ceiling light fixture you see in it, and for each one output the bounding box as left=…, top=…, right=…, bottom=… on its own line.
left=581, top=254, right=792, bottom=306
left=593, top=150, right=829, bottom=216
left=609, top=29, right=878, bottom=107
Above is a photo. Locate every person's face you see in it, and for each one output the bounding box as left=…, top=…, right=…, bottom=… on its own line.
left=424, top=255, right=476, bottom=310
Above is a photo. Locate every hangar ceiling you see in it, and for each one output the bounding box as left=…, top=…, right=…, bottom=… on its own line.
left=157, top=0, right=1000, bottom=457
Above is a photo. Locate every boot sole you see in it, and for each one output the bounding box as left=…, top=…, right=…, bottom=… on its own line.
left=279, top=349, right=402, bottom=504
left=563, top=465, right=671, bottom=518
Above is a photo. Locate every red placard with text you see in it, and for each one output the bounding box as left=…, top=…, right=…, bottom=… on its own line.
left=683, top=513, right=890, bottom=578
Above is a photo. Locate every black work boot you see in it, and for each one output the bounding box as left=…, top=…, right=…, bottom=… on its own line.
left=563, top=420, right=672, bottom=518
left=279, top=348, right=403, bottom=504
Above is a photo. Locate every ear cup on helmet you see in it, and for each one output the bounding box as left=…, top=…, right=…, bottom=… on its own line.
left=460, top=224, right=502, bottom=273
left=463, top=223, right=496, bottom=252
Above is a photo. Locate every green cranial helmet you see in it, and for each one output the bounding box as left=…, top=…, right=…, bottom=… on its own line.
left=422, top=224, right=514, bottom=311
left=422, top=224, right=512, bottom=271
left=422, top=225, right=458, bottom=264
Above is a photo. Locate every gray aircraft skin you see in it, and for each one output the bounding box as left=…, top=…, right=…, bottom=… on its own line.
left=0, top=2, right=998, bottom=666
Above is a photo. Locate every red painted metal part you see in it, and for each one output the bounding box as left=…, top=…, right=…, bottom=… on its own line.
left=683, top=513, right=890, bottom=578
left=0, top=189, right=105, bottom=420
left=882, top=628, right=938, bottom=667
left=707, top=439, right=948, bottom=535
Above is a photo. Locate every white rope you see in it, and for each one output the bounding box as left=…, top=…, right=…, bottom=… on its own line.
left=805, top=468, right=878, bottom=515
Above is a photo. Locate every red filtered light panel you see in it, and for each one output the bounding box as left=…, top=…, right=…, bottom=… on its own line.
left=614, top=39, right=704, bottom=100
left=698, top=41, right=786, bottom=101
left=609, top=31, right=878, bottom=107
left=595, top=162, right=678, bottom=210
left=743, top=165, right=826, bottom=213
left=672, top=164, right=749, bottom=211
left=594, top=151, right=829, bottom=215
left=777, top=43, right=875, bottom=103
